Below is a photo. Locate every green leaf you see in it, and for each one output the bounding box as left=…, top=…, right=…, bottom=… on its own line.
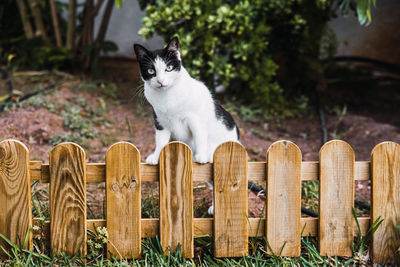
left=357, top=0, right=374, bottom=26
left=115, top=0, right=124, bottom=8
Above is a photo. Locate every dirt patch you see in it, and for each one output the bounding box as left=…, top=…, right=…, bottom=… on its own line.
left=2, top=70, right=398, bottom=218
left=0, top=106, right=63, bottom=160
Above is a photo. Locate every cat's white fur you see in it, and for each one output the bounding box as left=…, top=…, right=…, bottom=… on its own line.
left=143, top=57, right=239, bottom=165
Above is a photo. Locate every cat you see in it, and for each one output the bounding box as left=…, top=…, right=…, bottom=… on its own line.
left=133, top=37, right=240, bottom=165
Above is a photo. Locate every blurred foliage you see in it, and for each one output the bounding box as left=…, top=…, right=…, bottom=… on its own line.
left=0, top=0, right=73, bottom=71
left=138, top=0, right=376, bottom=118
left=339, top=0, right=376, bottom=25
left=0, top=0, right=118, bottom=75
left=138, top=0, right=337, bottom=118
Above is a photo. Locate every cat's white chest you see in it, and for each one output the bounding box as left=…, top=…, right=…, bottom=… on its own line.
left=158, top=111, right=192, bottom=142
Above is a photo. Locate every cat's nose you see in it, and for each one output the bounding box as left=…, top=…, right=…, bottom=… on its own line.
left=157, top=80, right=164, bottom=87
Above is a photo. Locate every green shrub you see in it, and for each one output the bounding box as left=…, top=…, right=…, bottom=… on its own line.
left=138, top=0, right=335, bottom=118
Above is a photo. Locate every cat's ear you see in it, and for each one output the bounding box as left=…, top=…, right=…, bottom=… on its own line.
left=133, top=44, right=149, bottom=61
left=166, top=37, right=180, bottom=60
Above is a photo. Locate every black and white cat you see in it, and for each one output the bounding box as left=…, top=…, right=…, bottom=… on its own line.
left=134, top=37, right=240, bottom=165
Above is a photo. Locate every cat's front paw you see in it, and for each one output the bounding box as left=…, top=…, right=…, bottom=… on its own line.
left=146, top=154, right=159, bottom=165
left=208, top=204, right=214, bottom=215
left=194, top=154, right=208, bottom=164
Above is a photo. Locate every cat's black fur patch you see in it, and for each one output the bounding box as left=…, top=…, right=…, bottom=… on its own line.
left=151, top=107, right=164, bottom=130
left=134, top=45, right=181, bottom=81
left=213, top=99, right=240, bottom=140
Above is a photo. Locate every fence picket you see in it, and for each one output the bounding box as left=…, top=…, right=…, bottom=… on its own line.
left=213, top=141, right=248, bottom=257
left=319, top=140, right=354, bottom=256
left=106, top=142, right=141, bottom=258
left=0, top=140, right=32, bottom=257
left=266, top=141, right=301, bottom=256
left=159, top=142, right=194, bottom=258
left=50, top=142, right=87, bottom=256
left=371, top=142, right=400, bottom=264
left=3, top=138, right=400, bottom=263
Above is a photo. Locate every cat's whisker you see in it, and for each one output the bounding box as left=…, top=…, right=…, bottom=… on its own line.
left=131, top=83, right=144, bottom=101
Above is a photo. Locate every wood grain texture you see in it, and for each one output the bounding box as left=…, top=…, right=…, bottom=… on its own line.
left=301, top=161, right=319, bottom=180
left=50, top=142, right=86, bottom=256
left=319, top=140, right=354, bottom=256
left=0, top=140, right=32, bottom=256
left=355, top=161, right=370, bottom=181
left=33, top=217, right=371, bottom=241
left=371, top=142, right=400, bottom=264
left=106, top=142, right=141, bottom=258
left=159, top=142, right=193, bottom=258
left=213, top=141, right=248, bottom=257
left=266, top=140, right=302, bottom=256
left=30, top=161, right=370, bottom=183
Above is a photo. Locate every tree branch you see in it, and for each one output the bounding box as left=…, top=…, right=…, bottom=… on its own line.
left=49, top=0, right=62, bottom=47
left=91, top=0, right=105, bottom=17
left=16, top=0, right=34, bottom=39
left=27, top=0, right=51, bottom=44
left=80, top=0, right=95, bottom=69
left=95, top=0, right=114, bottom=45
left=66, top=0, right=77, bottom=50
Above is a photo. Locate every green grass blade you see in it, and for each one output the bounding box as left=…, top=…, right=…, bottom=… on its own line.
left=24, top=248, right=35, bottom=267
left=22, top=226, right=31, bottom=250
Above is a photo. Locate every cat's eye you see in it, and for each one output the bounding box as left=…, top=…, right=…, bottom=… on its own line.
left=148, top=69, right=155, bottom=74
left=166, top=65, right=174, bottom=72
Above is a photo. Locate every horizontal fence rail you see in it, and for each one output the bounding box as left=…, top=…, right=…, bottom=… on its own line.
left=0, top=139, right=399, bottom=263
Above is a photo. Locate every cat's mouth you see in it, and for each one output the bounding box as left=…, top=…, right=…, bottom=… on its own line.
left=157, top=85, right=168, bottom=90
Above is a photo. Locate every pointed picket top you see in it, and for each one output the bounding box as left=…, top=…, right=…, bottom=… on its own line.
left=106, top=141, right=141, bottom=258
left=319, top=139, right=354, bottom=256
left=0, top=139, right=33, bottom=257
left=371, top=141, right=400, bottom=264
left=266, top=140, right=302, bottom=256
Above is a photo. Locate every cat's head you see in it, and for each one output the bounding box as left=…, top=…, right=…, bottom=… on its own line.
left=134, top=37, right=181, bottom=90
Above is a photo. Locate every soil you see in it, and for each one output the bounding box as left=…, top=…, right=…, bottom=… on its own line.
left=1, top=60, right=399, bottom=219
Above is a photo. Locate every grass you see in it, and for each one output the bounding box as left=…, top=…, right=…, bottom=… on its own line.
left=22, top=172, right=380, bottom=266
left=0, top=228, right=377, bottom=266
left=302, top=181, right=319, bottom=213
left=0, top=181, right=380, bottom=266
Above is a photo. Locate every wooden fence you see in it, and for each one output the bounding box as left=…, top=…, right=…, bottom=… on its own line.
left=0, top=139, right=399, bottom=263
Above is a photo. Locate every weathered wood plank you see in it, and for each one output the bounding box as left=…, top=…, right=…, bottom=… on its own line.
left=214, top=142, right=248, bottom=257
left=30, top=161, right=370, bottom=183
left=319, top=140, right=354, bottom=256
left=106, top=142, right=141, bottom=258
left=159, top=142, right=194, bottom=258
left=355, top=161, right=370, bottom=181
left=32, top=217, right=371, bottom=240
left=371, top=142, right=400, bottom=264
left=49, top=143, right=86, bottom=256
left=0, top=140, right=32, bottom=256
left=301, top=161, right=318, bottom=180
left=266, top=141, right=302, bottom=256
